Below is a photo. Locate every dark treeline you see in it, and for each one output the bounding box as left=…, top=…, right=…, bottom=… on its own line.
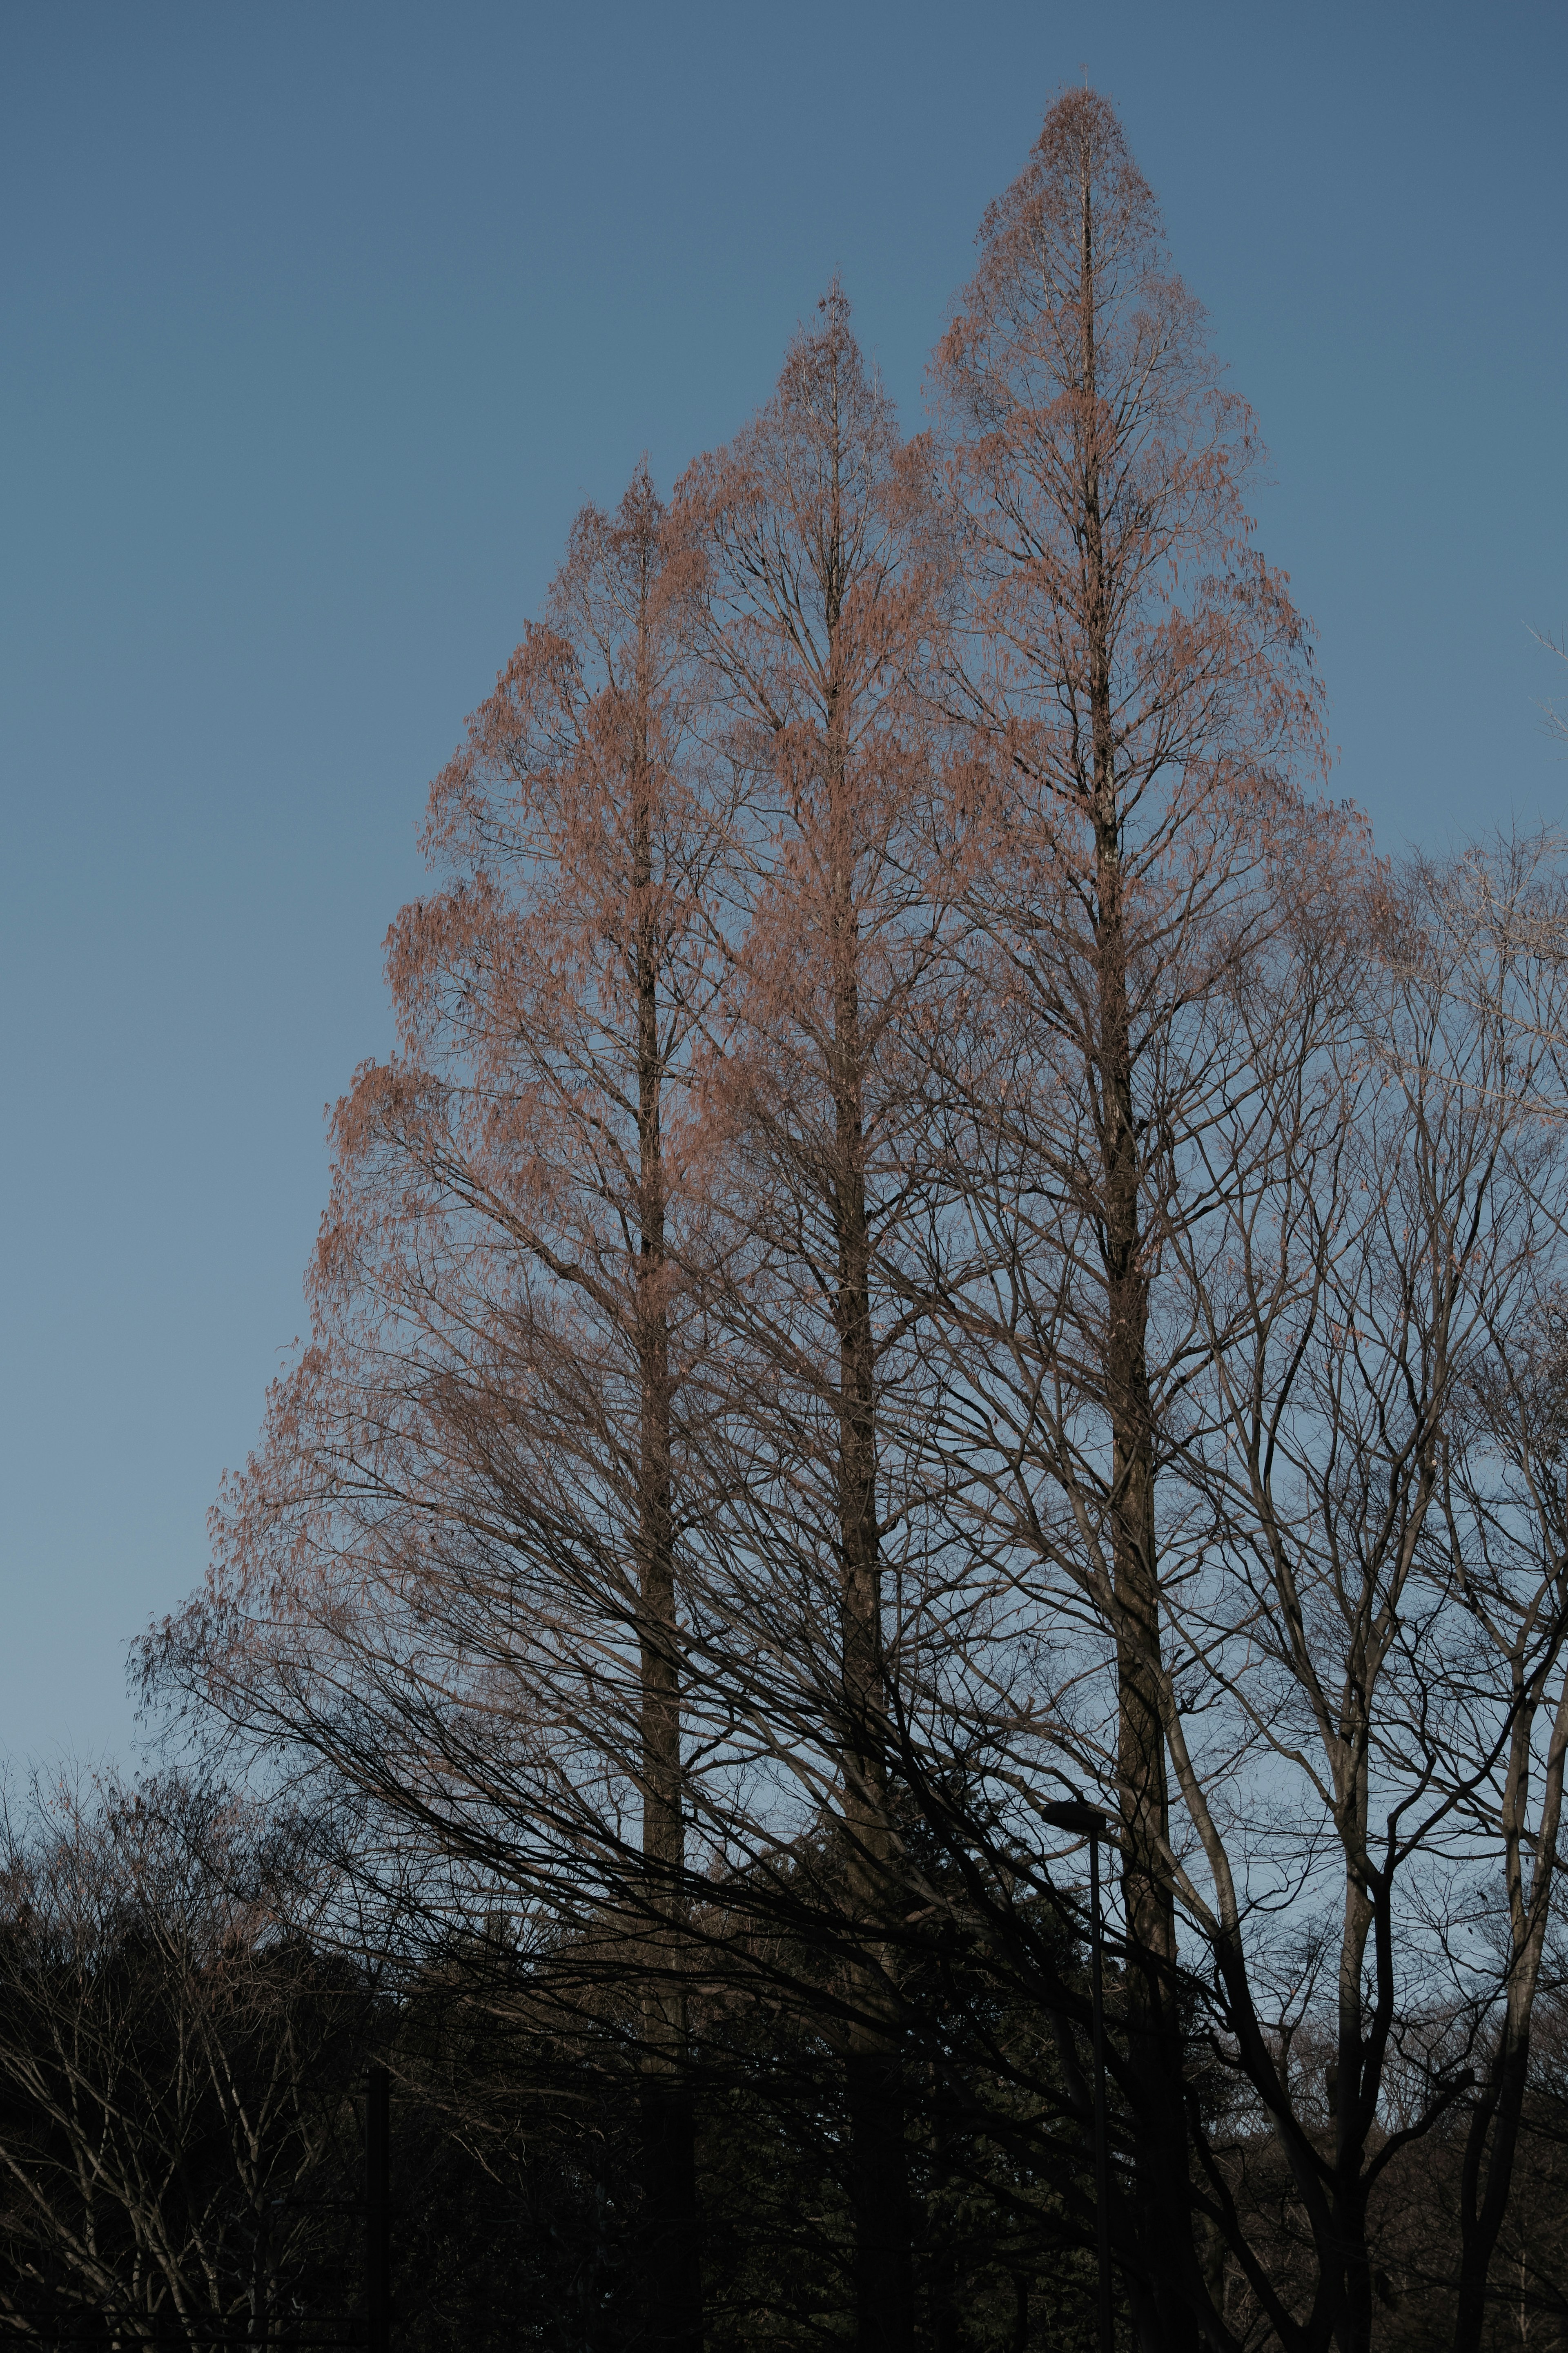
left=6, top=87, right=1568, bottom=2353
left=0, top=1776, right=1103, bottom=2352
left=7, top=1778, right=1568, bottom=2353
left=3, top=1775, right=1568, bottom=2353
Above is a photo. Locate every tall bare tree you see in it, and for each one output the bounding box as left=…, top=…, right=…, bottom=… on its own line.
left=889, top=834, right=1568, bottom=2353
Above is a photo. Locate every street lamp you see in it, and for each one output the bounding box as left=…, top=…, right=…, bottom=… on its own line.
left=1040, top=1799, right=1113, bottom=2353
left=365, top=2064, right=390, bottom=2353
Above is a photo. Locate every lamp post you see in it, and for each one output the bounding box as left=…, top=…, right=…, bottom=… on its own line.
left=1040, top=1800, right=1113, bottom=2353
left=365, top=2064, right=390, bottom=2353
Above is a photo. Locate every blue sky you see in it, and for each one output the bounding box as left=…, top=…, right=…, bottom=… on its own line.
left=2, top=0, right=1564, bottom=1772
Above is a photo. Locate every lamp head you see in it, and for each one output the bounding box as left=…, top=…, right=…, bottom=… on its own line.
left=1039, top=1799, right=1110, bottom=1840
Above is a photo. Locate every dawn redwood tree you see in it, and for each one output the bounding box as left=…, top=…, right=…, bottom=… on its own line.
left=671, top=287, right=947, bottom=2353
left=388, top=462, right=721, bottom=2352
left=917, top=85, right=1334, bottom=2350
left=155, top=464, right=725, bottom=2353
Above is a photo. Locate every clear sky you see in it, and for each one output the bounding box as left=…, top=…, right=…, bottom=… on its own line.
left=2, top=0, right=1564, bottom=1775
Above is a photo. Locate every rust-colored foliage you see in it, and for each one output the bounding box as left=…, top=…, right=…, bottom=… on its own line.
left=935, top=91, right=1323, bottom=830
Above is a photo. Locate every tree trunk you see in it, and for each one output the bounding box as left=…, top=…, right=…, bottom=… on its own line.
left=830, top=679, right=913, bottom=2353
left=1454, top=2003, right=1533, bottom=2353
left=634, top=718, right=700, bottom=2353
left=1076, top=129, right=1190, bottom=2353
left=1453, top=1666, right=1568, bottom=2353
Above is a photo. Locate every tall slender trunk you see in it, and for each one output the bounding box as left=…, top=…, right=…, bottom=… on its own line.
left=1076, top=131, right=1188, bottom=2353
left=1332, top=1772, right=1376, bottom=2353
left=1454, top=2001, right=1532, bottom=2353
left=837, top=1108, right=910, bottom=2353
left=631, top=648, right=700, bottom=2353
left=826, top=597, right=912, bottom=2353
left=1453, top=1666, right=1568, bottom=2353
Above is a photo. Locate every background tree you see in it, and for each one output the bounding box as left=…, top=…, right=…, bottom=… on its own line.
left=0, top=1773, right=365, bottom=2353
left=893, top=833, right=1568, bottom=2353
left=1401, top=840, right=1568, bottom=2353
